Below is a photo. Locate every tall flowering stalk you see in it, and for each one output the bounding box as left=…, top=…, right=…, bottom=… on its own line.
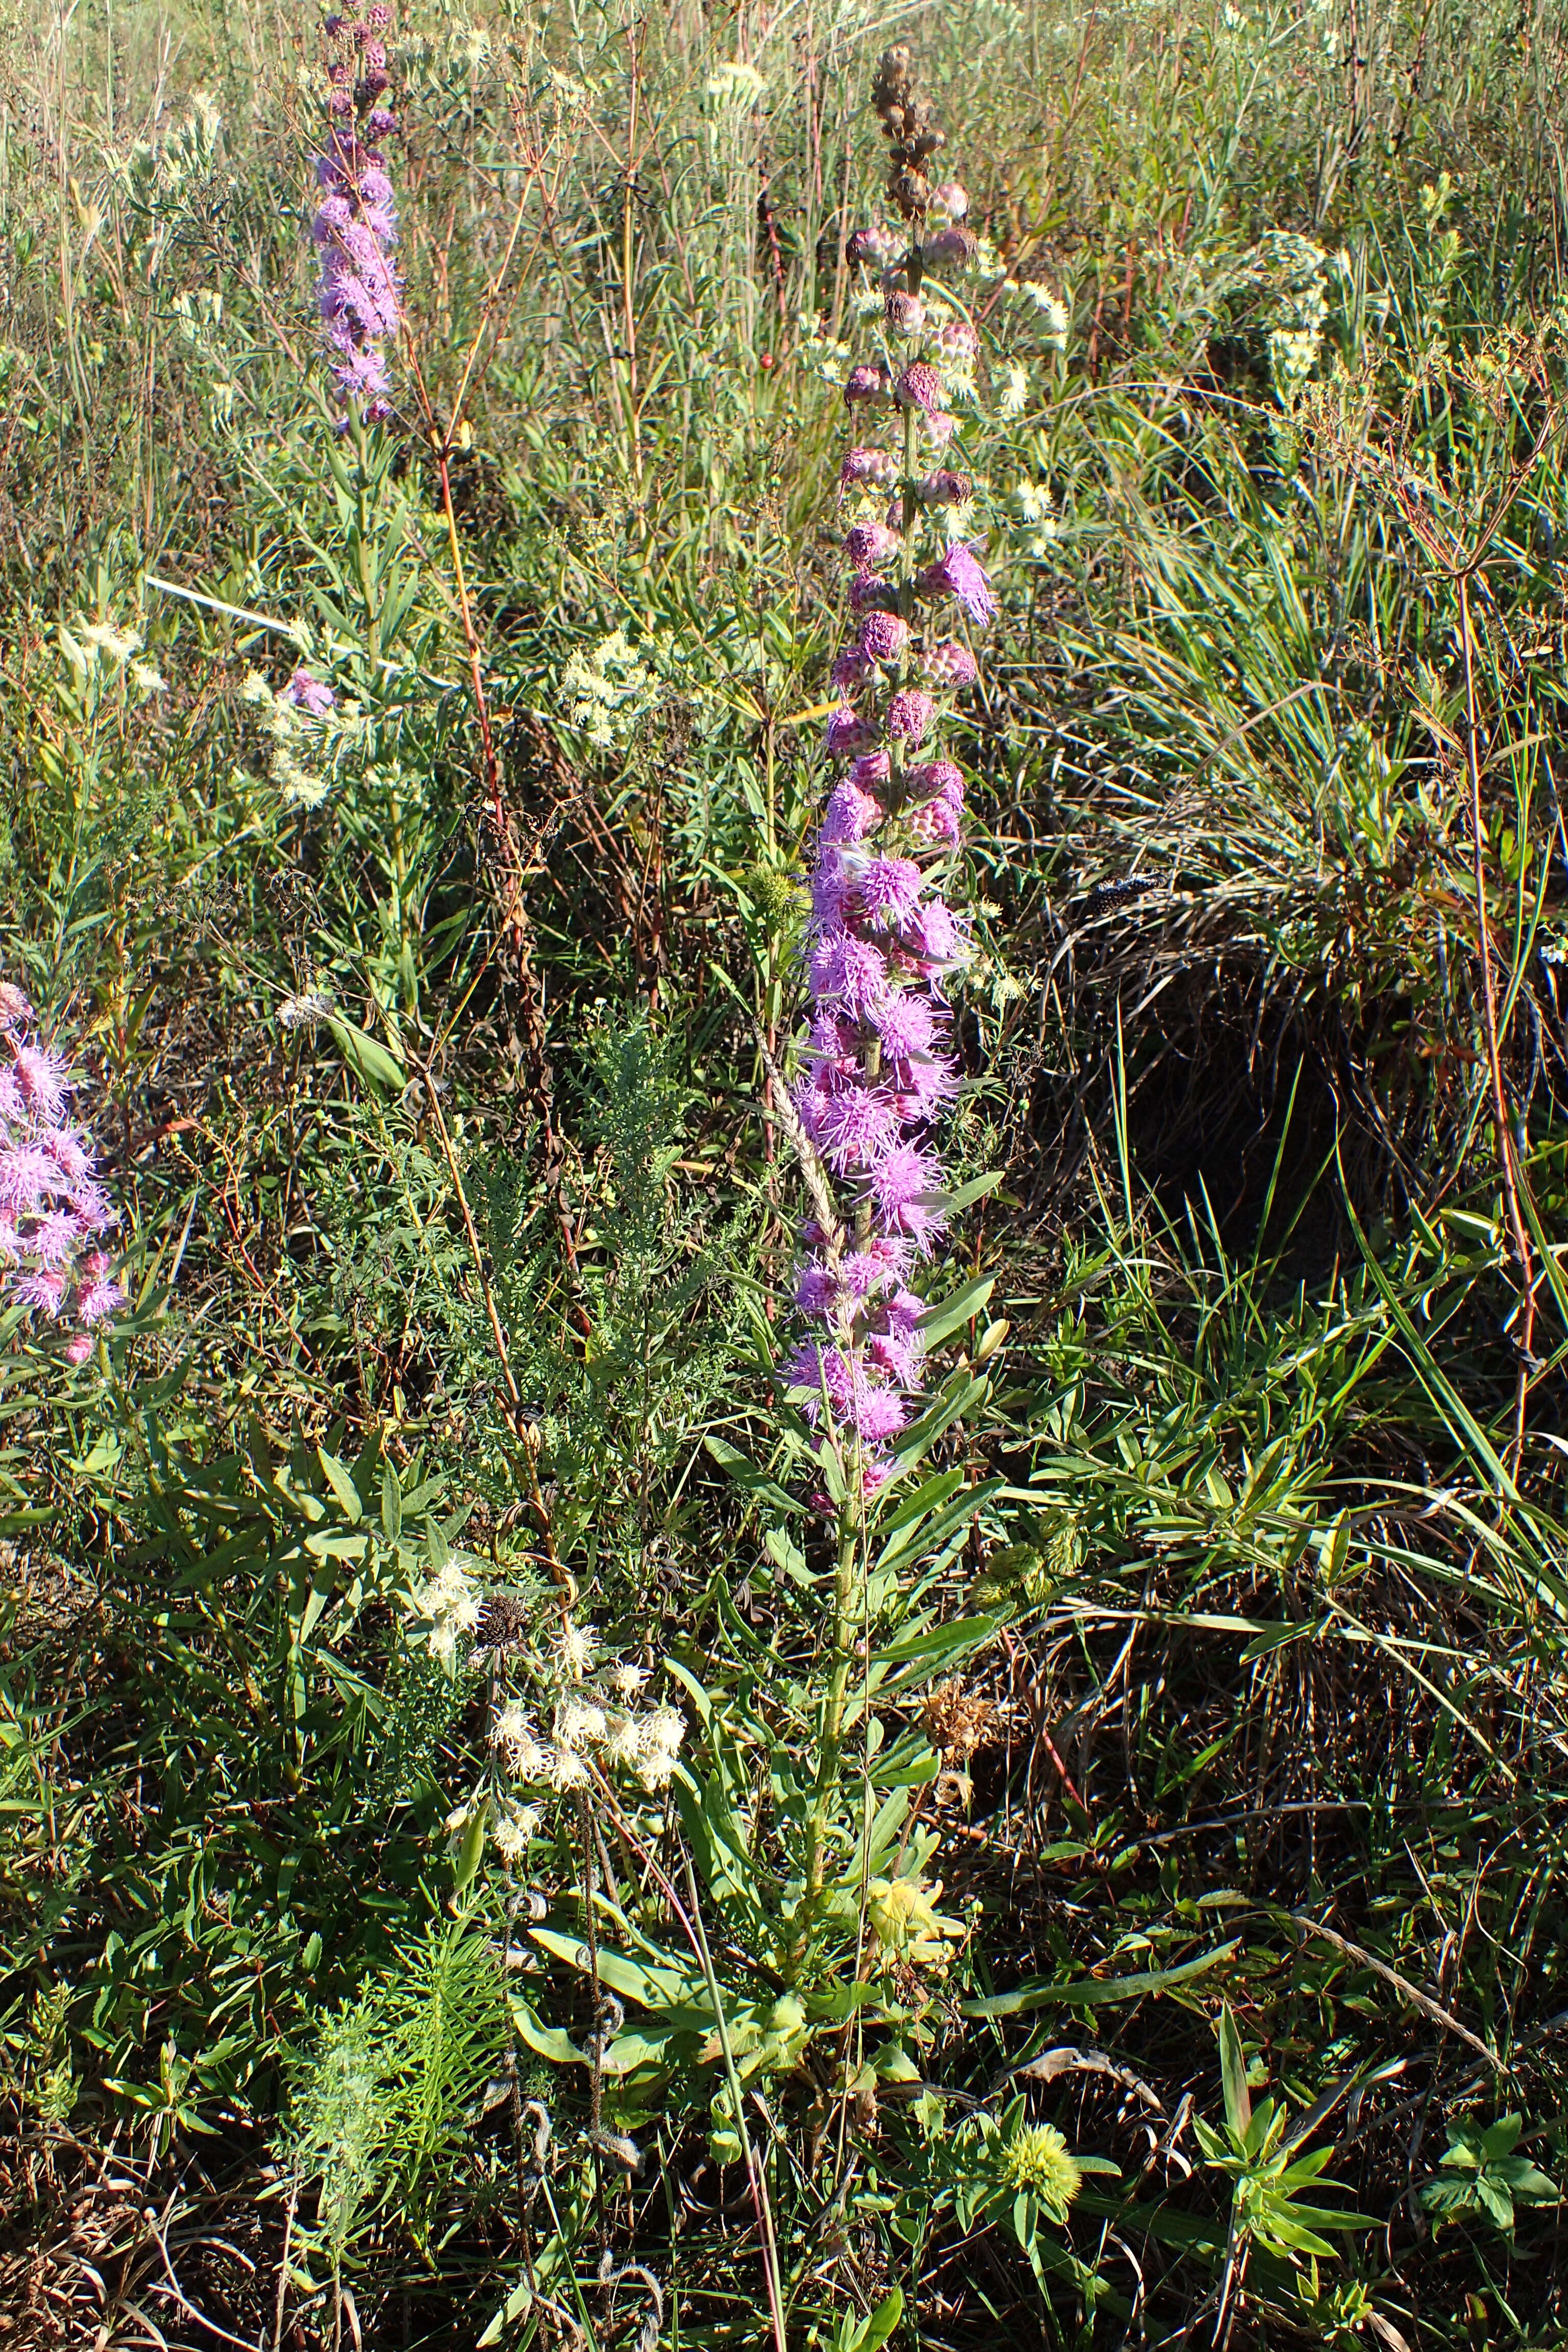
left=787, top=47, right=995, bottom=1923
left=313, top=5, right=402, bottom=422
left=0, top=984, right=124, bottom=1360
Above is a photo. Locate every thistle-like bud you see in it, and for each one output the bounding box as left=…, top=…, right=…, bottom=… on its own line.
left=859, top=611, right=910, bottom=663
left=884, top=289, right=925, bottom=335
left=843, top=361, right=890, bottom=407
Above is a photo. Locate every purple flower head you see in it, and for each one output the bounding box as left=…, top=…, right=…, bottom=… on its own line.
left=13, top=1045, right=70, bottom=1121
left=0, top=1143, right=54, bottom=1213
left=822, top=780, right=884, bottom=844
left=30, top=1210, right=85, bottom=1270
left=860, top=855, right=924, bottom=928
left=894, top=362, right=946, bottom=416
left=907, top=758, right=965, bottom=805
left=847, top=223, right=902, bottom=266
left=796, top=1261, right=841, bottom=1319
left=872, top=991, right=942, bottom=1061
left=886, top=689, right=934, bottom=744
left=910, top=794, right=962, bottom=847
left=853, top=1384, right=909, bottom=1444
left=922, top=641, right=979, bottom=688
left=894, top=1050, right=961, bottom=1121
left=918, top=542, right=996, bottom=625
left=0, top=984, right=34, bottom=1031
left=313, top=193, right=354, bottom=241
left=285, top=668, right=336, bottom=717
left=814, top=1083, right=902, bottom=1173
left=905, top=896, right=967, bottom=970
left=810, top=846, right=857, bottom=928
left=366, top=107, right=399, bottom=138
left=16, top=1268, right=67, bottom=1317
left=808, top=929, right=889, bottom=1019
left=64, top=1331, right=93, bottom=1366
left=843, top=362, right=890, bottom=408
left=847, top=750, right=892, bottom=793
left=844, top=521, right=901, bottom=573
left=859, top=610, right=908, bottom=664
left=79, top=1275, right=126, bottom=1325
left=869, top=1144, right=948, bottom=1254
left=360, top=36, right=386, bottom=67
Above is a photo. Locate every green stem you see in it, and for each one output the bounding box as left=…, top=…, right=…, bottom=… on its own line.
left=799, top=1510, right=860, bottom=1939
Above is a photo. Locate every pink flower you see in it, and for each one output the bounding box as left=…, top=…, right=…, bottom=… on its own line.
left=0, top=984, right=34, bottom=1030
left=0, top=1144, right=53, bottom=1213
left=918, top=542, right=996, bottom=625
left=847, top=751, right=892, bottom=792
left=64, top=1331, right=93, bottom=1366
left=808, top=930, right=889, bottom=1018
left=860, top=856, right=924, bottom=927
left=822, top=781, right=884, bottom=844
left=872, top=992, right=942, bottom=1060
left=814, top=1084, right=902, bottom=1172
left=16, top=1268, right=67, bottom=1317
left=13, top=1045, right=70, bottom=1120
left=869, top=1144, right=948, bottom=1254
left=810, top=848, right=857, bottom=928
left=30, top=1210, right=84, bottom=1269
left=905, top=898, right=966, bottom=968
left=78, top=1276, right=126, bottom=1324
left=922, top=641, right=979, bottom=688
left=907, top=759, right=965, bottom=804
left=840, top=448, right=899, bottom=496
left=909, top=795, right=962, bottom=847
left=831, top=648, right=874, bottom=698
left=886, top=689, right=934, bottom=743
left=285, top=669, right=336, bottom=716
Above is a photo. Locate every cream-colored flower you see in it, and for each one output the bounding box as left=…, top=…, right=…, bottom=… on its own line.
left=554, top=1698, right=608, bottom=1751
left=606, top=1661, right=648, bottom=1701
left=554, top=1619, right=598, bottom=1679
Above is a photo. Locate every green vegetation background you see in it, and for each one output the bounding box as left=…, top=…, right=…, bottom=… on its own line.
left=3, top=0, right=1568, bottom=2344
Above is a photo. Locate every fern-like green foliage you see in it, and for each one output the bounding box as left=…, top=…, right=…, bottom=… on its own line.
left=287, top=1920, right=508, bottom=2273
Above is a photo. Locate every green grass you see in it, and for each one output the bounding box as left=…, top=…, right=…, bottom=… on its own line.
left=2, top=0, right=1568, bottom=2345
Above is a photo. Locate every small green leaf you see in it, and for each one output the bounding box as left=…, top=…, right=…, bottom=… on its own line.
left=316, top=1448, right=362, bottom=1523
left=326, top=1014, right=407, bottom=1093
left=917, top=1272, right=996, bottom=1346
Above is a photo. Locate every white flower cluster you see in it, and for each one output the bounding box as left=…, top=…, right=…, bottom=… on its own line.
left=558, top=628, right=669, bottom=752
left=60, top=617, right=165, bottom=700
left=998, top=278, right=1070, bottom=347
left=705, top=60, right=767, bottom=106
left=414, top=1553, right=481, bottom=1670
left=490, top=1620, right=686, bottom=1799
left=240, top=671, right=335, bottom=808
left=1011, top=478, right=1062, bottom=559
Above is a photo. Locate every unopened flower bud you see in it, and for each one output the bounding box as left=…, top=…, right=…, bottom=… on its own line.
left=844, top=361, right=890, bottom=407
left=844, top=520, right=901, bottom=572
left=937, top=320, right=979, bottom=363
left=884, top=290, right=925, bottom=334
left=916, top=469, right=972, bottom=505
left=859, top=611, right=909, bottom=663
left=894, top=362, right=945, bottom=416
left=922, top=641, right=979, bottom=688
left=886, top=689, right=934, bottom=743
